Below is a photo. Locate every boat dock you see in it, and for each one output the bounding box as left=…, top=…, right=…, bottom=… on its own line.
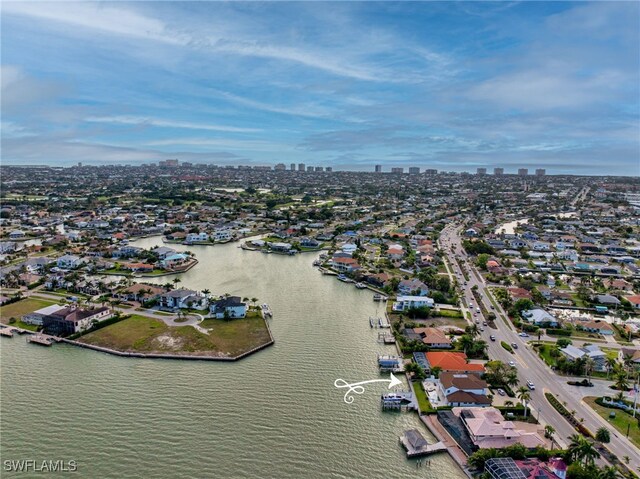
left=0, top=327, right=15, bottom=337
left=26, top=334, right=54, bottom=346
left=378, top=316, right=390, bottom=328
left=378, top=331, right=395, bottom=344
left=261, top=304, right=273, bottom=318
left=399, top=429, right=447, bottom=458
left=378, top=355, right=404, bottom=373
left=381, top=391, right=416, bottom=411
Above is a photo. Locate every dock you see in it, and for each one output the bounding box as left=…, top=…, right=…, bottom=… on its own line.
left=261, top=304, right=273, bottom=318
left=0, top=327, right=15, bottom=337
left=381, top=391, right=416, bottom=411
left=26, top=334, right=54, bottom=346
left=399, top=429, right=447, bottom=458
left=377, top=331, right=395, bottom=344
left=378, top=316, right=390, bottom=328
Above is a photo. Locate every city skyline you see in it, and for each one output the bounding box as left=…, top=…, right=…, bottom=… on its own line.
left=2, top=2, right=639, bottom=175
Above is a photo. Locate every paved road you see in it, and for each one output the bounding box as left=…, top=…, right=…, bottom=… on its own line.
left=438, top=223, right=640, bottom=469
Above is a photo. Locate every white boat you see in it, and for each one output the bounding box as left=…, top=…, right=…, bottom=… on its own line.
left=355, top=283, right=367, bottom=289
left=261, top=304, right=273, bottom=317
left=337, top=274, right=349, bottom=282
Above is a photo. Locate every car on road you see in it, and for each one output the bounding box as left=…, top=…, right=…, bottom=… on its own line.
left=475, top=319, right=480, bottom=324
left=480, top=327, right=485, bottom=332
left=508, top=361, right=516, bottom=367
left=483, top=321, right=487, bottom=326
left=489, top=335, right=496, bottom=341
left=497, top=389, right=505, bottom=396
left=518, top=332, right=529, bottom=337
left=490, top=305, right=495, bottom=309
left=526, top=380, right=535, bottom=390
left=511, top=342, right=518, bottom=349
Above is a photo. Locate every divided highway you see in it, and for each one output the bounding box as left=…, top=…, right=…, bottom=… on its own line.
left=438, top=223, right=640, bottom=469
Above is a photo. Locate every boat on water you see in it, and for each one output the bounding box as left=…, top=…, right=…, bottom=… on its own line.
left=373, top=294, right=388, bottom=302
left=261, top=304, right=273, bottom=317
left=312, top=260, right=321, bottom=266
left=337, top=274, right=349, bottom=282
left=355, top=283, right=367, bottom=289
left=369, top=317, right=375, bottom=328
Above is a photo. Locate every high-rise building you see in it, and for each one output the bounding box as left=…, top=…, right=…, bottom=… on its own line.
left=315, top=166, right=323, bottom=172
left=518, top=168, right=528, bottom=176
left=535, top=169, right=546, bottom=176
left=159, top=159, right=179, bottom=167
left=477, top=168, right=487, bottom=175
left=325, top=167, right=333, bottom=172
left=274, top=163, right=286, bottom=171
left=425, top=169, right=438, bottom=175
left=408, top=167, right=420, bottom=174
left=391, top=167, right=404, bottom=174
left=375, top=165, right=383, bottom=173
left=494, top=168, right=504, bottom=176
left=290, top=163, right=296, bottom=171
left=307, top=165, right=314, bottom=172
left=298, top=163, right=305, bottom=171
left=77, top=162, right=83, bottom=167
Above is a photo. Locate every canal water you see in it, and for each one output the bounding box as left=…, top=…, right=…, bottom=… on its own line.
left=1, top=238, right=466, bottom=479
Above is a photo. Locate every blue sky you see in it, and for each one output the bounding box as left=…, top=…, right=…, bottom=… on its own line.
left=1, top=1, right=639, bottom=175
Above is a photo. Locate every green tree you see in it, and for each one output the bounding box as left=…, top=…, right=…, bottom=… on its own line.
left=595, top=427, right=610, bottom=444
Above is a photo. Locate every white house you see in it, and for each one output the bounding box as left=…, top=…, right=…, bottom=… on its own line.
left=57, top=254, right=84, bottom=269
left=521, top=309, right=558, bottom=327
left=159, top=289, right=207, bottom=310
left=213, top=229, right=232, bottom=241
left=398, top=279, right=429, bottom=296
left=8, top=230, right=26, bottom=240
left=392, top=296, right=435, bottom=311
left=438, top=372, right=490, bottom=407
left=209, top=296, right=247, bottom=319
left=186, top=232, right=209, bottom=243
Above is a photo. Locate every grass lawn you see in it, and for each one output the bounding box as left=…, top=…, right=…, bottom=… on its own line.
left=537, top=344, right=557, bottom=367
left=413, top=381, right=433, bottom=414
left=79, top=313, right=271, bottom=357
left=0, top=298, right=59, bottom=331
left=584, top=397, right=640, bottom=448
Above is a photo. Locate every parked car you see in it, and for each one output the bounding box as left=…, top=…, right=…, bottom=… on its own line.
left=519, top=332, right=529, bottom=337
left=497, top=389, right=506, bottom=396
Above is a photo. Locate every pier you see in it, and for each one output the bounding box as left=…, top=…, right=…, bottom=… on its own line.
left=377, top=331, right=395, bottom=344
left=399, top=429, right=447, bottom=458
left=381, top=391, right=416, bottom=411
left=0, top=327, right=15, bottom=337
left=26, top=334, right=54, bottom=346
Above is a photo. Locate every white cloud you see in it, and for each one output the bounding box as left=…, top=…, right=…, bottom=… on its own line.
left=85, top=115, right=261, bottom=133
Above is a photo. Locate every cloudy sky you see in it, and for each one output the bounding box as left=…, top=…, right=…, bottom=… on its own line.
left=2, top=1, right=639, bottom=174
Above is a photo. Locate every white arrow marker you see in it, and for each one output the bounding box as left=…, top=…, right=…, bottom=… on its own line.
left=334, top=373, right=403, bottom=404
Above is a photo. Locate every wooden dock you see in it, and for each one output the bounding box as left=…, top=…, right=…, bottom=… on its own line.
left=399, top=429, right=447, bottom=457
left=0, top=328, right=15, bottom=337
left=26, top=334, right=54, bottom=346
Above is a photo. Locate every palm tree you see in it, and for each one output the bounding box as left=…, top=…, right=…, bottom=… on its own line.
left=251, top=297, right=258, bottom=308
left=202, top=289, right=211, bottom=297
left=516, top=387, right=531, bottom=417
left=173, top=277, right=181, bottom=287
left=459, top=335, right=474, bottom=355
left=584, top=357, right=595, bottom=384
left=605, top=357, right=618, bottom=379
left=465, top=324, right=480, bottom=337
left=597, top=466, right=620, bottom=479
left=615, top=372, right=630, bottom=392
left=505, top=369, right=519, bottom=389
left=567, top=434, right=600, bottom=466
left=544, top=425, right=556, bottom=449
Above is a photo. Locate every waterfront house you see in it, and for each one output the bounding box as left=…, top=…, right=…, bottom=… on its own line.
left=42, top=306, right=111, bottom=335
left=160, top=253, right=190, bottom=269
left=404, top=327, right=452, bottom=348
left=397, top=278, right=429, bottom=296
left=424, top=352, right=485, bottom=375
left=209, top=296, right=247, bottom=319
left=437, top=372, right=490, bottom=407
left=186, top=232, right=209, bottom=243
left=153, top=246, right=177, bottom=259
left=486, top=458, right=564, bottom=479
left=117, top=283, right=165, bottom=302
left=392, top=296, right=435, bottom=311
left=329, top=257, right=361, bottom=273
left=455, top=407, right=546, bottom=449
left=159, top=289, right=207, bottom=310
left=22, top=304, right=66, bottom=326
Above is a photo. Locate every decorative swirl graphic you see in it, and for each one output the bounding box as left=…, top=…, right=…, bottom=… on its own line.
left=333, top=373, right=402, bottom=404
left=334, top=379, right=367, bottom=404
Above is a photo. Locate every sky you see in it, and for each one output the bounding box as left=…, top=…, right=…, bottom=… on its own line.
left=1, top=1, right=639, bottom=175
